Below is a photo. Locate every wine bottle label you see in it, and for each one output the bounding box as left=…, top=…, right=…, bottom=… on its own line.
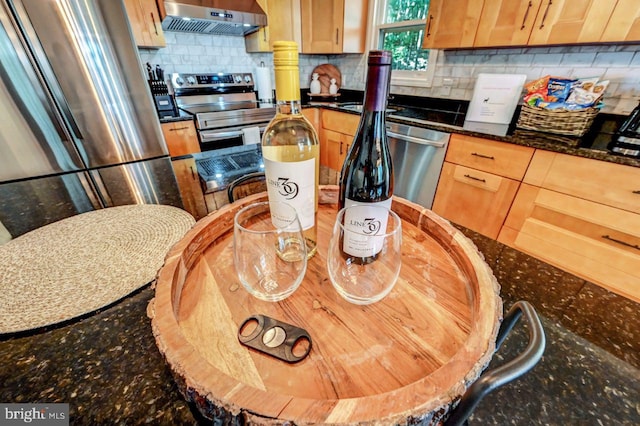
left=342, top=198, right=392, bottom=257
left=263, top=157, right=315, bottom=230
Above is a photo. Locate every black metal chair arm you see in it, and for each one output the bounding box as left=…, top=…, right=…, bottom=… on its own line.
left=444, top=300, right=546, bottom=426
left=227, top=172, right=266, bottom=203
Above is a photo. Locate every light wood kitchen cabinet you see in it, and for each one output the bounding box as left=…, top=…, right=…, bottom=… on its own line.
left=443, top=134, right=535, bottom=180
left=422, top=0, right=484, bottom=49
left=426, top=0, right=622, bottom=48
left=171, top=157, right=208, bottom=220
left=320, top=110, right=359, bottom=170
left=433, top=163, right=521, bottom=239
left=124, top=0, right=165, bottom=48
left=600, top=0, right=640, bottom=42
left=246, top=0, right=366, bottom=53
left=476, top=0, right=616, bottom=47
left=300, top=0, right=368, bottom=53
left=526, top=0, right=617, bottom=46
left=323, top=128, right=351, bottom=171
left=432, top=134, right=534, bottom=239
left=474, top=0, right=543, bottom=47
left=245, top=0, right=302, bottom=52
left=522, top=150, right=640, bottom=214
left=161, top=121, right=200, bottom=157
left=498, top=151, right=640, bottom=302
left=302, top=107, right=321, bottom=133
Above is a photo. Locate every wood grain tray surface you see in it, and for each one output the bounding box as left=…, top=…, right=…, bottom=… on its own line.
left=150, top=186, right=502, bottom=425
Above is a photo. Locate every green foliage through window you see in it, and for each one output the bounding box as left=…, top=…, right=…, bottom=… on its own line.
left=378, top=0, right=430, bottom=72
left=384, top=0, right=427, bottom=23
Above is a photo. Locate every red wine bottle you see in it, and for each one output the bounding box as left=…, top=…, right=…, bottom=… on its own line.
left=338, top=50, right=393, bottom=261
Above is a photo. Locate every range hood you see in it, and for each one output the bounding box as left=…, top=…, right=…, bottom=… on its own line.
left=161, top=0, right=267, bottom=36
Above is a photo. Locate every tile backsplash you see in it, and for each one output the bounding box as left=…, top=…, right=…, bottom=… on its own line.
left=139, top=32, right=640, bottom=115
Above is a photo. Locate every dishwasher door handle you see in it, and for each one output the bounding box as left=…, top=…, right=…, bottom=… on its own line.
left=387, top=130, right=447, bottom=148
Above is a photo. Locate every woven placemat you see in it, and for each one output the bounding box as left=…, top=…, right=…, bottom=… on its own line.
left=0, top=205, right=195, bottom=334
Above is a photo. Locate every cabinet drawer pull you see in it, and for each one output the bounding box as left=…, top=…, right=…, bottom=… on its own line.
left=335, top=28, right=339, bottom=45
left=471, top=152, right=495, bottom=160
left=464, top=174, right=486, bottom=183
left=521, top=1, right=532, bottom=30
left=426, top=15, right=433, bottom=37
left=170, top=126, right=189, bottom=131
left=539, top=0, right=552, bottom=30
left=190, top=166, right=196, bottom=180
left=601, top=235, right=640, bottom=251
left=633, top=190, right=640, bottom=194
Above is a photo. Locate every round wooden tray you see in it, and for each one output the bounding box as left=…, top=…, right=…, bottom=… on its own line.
left=150, top=186, right=502, bottom=425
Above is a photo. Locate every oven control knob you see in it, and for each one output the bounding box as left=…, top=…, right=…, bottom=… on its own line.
left=234, top=75, right=242, bottom=84
left=244, top=75, right=252, bottom=84
left=174, top=76, right=184, bottom=86
left=186, top=76, right=196, bottom=85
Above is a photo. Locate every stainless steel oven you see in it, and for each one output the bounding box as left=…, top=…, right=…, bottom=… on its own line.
left=170, top=72, right=276, bottom=151
left=197, top=109, right=274, bottom=147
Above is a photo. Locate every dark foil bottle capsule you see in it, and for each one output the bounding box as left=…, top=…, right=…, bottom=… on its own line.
left=338, top=50, right=394, bottom=263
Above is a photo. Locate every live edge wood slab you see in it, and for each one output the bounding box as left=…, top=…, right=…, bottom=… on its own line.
left=149, top=186, right=502, bottom=425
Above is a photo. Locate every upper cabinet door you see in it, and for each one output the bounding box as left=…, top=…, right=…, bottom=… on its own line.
left=527, top=0, right=617, bottom=45
left=124, top=0, right=165, bottom=48
left=422, top=0, right=485, bottom=49
left=342, top=0, right=368, bottom=53
left=474, top=0, right=543, bottom=47
left=245, top=0, right=302, bottom=53
left=301, top=0, right=344, bottom=53
left=600, top=0, right=640, bottom=42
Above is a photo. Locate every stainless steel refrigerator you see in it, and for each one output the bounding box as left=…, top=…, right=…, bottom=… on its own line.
left=0, top=0, right=183, bottom=240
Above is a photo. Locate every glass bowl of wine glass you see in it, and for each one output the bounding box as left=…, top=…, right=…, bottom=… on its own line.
left=327, top=204, right=402, bottom=305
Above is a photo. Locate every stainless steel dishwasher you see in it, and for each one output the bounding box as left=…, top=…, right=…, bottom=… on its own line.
left=387, top=122, right=449, bottom=209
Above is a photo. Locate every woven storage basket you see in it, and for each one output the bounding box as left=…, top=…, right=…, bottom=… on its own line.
left=516, top=104, right=599, bottom=136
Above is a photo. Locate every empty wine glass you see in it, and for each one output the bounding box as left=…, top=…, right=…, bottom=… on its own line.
left=327, top=205, right=402, bottom=305
left=234, top=201, right=307, bottom=302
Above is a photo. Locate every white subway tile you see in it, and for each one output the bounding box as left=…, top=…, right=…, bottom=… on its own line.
left=572, top=68, right=606, bottom=79
left=532, top=53, right=563, bottom=65
left=562, top=53, right=596, bottom=66
left=594, top=51, right=634, bottom=67
left=507, top=54, right=534, bottom=66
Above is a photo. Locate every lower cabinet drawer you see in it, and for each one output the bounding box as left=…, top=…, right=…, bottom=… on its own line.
left=432, top=162, right=520, bottom=239
left=499, top=184, right=640, bottom=302
left=445, top=134, right=534, bottom=180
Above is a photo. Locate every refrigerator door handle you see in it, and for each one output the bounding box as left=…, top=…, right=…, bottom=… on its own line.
left=0, top=2, right=84, bottom=151
left=77, top=172, right=107, bottom=210
left=88, top=170, right=113, bottom=207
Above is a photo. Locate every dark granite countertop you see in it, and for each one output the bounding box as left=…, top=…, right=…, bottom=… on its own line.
left=308, top=93, right=640, bottom=169
left=1, top=227, right=638, bottom=425
left=159, top=110, right=194, bottom=124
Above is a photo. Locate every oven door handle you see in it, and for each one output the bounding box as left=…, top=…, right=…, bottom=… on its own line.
left=387, top=130, right=447, bottom=148
left=200, top=126, right=268, bottom=142
left=202, top=129, right=243, bottom=140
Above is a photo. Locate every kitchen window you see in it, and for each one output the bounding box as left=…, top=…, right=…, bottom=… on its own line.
left=369, top=0, right=436, bottom=87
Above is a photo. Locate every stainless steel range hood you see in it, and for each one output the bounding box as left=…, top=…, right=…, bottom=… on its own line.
left=161, top=0, right=267, bottom=36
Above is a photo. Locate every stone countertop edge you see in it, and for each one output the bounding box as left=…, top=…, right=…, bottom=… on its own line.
left=308, top=104, right=640, bottom=169
left=159, top=115, right=193, bottom=124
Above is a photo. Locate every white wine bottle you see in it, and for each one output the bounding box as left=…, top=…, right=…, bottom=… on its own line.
left=262, top=41, right=319, bottom=259
left=338, top=50, right=393, bottom=262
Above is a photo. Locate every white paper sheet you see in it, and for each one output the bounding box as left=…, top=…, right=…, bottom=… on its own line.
left=465, top=73, right=527, bottom=124
left=242, top=126, right=261, bottom=145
